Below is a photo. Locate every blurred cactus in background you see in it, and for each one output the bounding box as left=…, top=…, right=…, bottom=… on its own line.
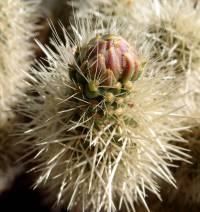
left=0, top=0, right=40, bottom=128
left=0, top=0, right=41, bottom=192
left=131, top=0, right=200, bottom=125
left=70, top=0, right=134, bottom=19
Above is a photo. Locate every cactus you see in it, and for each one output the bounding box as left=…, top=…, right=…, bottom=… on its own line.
left=127, top=0, right=200, bottom=207
left=70, top=0, right=134, bottom=19
left=129, top=0, right=200, bottom=125
left=0, top=0, right=40, bottom=128
left=15, top=18, right=191, bottom=212
left=0, top=0, right=41, bottom=191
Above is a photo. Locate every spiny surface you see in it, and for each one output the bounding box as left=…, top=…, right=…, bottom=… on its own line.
left=70, top=0, right=134, bottom=19
left=0, top=0, right=40, bottom=128
left=17, top=19, right=190, bottom=212
left=130, top=0, right=200, bottom=125
left=74, top=0, right=200, bottom=124
left=0, top=0, right=40, bottom=189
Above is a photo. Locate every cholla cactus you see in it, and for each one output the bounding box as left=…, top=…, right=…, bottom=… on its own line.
left=0, top=0, right=40, bottom=128
left=127, top=0, right=200, bottom=207
left=123, top=0, right=200, bottom=207
left=0, top=0, right=40, bottom=190
left=70, top=0, right=134, bottom=19
left=16, top=18, right=190, bottom=212
left=130, top=0, right=200, bottom=124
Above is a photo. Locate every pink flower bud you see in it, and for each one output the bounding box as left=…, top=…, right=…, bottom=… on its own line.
left=85, top=34, right=139, bottom=86
left=71, top=34, right=140, bottom=98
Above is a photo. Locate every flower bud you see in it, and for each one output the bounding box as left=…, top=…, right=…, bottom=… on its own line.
left=70, top=34, right=140, bottom=99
